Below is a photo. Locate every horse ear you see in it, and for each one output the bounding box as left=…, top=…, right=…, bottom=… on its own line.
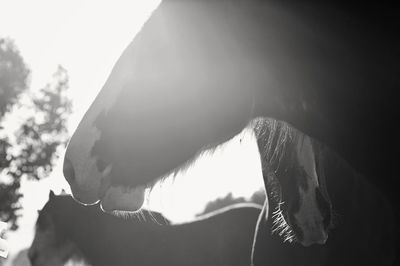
left=49, top=190, right=55, bottom=199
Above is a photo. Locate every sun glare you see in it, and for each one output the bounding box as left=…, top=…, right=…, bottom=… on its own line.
left=1, top=0, right=160, bottom=257
left=1, top=0, right=265, bottom=260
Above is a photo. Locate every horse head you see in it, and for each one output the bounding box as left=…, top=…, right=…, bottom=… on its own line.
left=253, top=118, right=332, bottom=247
left=63, top=0, right=397, bottom=250
left=28, top=191, right=83, bottom=266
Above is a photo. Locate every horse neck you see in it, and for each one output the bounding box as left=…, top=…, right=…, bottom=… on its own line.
left=57, top=208, right=171, bottom=264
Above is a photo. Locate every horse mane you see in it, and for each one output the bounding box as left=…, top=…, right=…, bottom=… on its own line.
left=251, top=117, right=296, bottom=173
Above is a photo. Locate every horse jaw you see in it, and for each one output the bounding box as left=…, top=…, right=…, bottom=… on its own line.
left=100, top=185, right=146, bottom=213
left=63, top=69, right=126, bottom=205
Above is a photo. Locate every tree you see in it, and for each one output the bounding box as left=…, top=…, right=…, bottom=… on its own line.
left=197, top=193, right=247, bottom=216
left=197, top=190, right=266, bottom=216
left=0, top=38, right=30, bottom=118
left=0, top=38, right=72, bottom=231
left=249, top=189, right=266, bottom=206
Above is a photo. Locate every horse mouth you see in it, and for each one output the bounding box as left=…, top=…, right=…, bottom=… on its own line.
left=99, top=185, right=146, bottom=213
left=69, top=184, right=101, bottom=206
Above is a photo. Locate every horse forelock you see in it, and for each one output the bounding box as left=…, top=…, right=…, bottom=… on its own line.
left=253, top=117, right=333, bottom=245
left=252, top=117, right=295, bottom=173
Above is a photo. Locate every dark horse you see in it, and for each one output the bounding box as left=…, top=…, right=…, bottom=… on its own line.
left=29, top=192, right=266, bottom=266
left=63, top=0, right=399, bottom=255
left=253, top=145, right=396, bottom=266
left=30, top=174, right=395, bottom=266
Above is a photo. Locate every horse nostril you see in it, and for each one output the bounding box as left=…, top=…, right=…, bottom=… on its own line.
left=63, top=157, right=75, bottom=183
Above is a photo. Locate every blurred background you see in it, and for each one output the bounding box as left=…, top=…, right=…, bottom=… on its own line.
left=0, top=1, right=268, bottom=265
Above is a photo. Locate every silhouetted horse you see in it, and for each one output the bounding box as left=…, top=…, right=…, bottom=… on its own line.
left=252, top=146, right=396, bottom=266
left=29, top=192, right=267, bottom=266
left=30, top=172, right=395, bottom=266
left=63, top=0, right=398, bottom=254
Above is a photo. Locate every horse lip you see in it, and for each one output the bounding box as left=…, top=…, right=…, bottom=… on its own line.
left=99, top=185, right=146, bottom=213
left=97, top=175, right=112, bottom=200
left=70, top=186, right=100, bottom=205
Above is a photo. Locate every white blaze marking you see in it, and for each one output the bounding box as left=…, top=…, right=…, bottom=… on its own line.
left=102, top=164, right=113, bottom=178
left=66, top=110, right=101, bottom=184
left=297, top=136, right=319, bottom=187
left=294, top=135, right=325, bottom=243
left=65, top=53, right=132, bottom=200
left=65, top=83, right=119, bottom=200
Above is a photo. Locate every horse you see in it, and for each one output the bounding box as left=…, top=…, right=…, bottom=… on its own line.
left=30, top=173, right=395, bottom=266
left=62, top=0, right=399, bottom=252
left=252, top=144, right=397, bottom=266
left=29, top=192, right=266, bottom=266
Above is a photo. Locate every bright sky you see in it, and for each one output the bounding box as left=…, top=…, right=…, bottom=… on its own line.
left=0, top=0, right=264, bottom=261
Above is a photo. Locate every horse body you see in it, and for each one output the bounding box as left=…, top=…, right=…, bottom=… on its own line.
left=29, top=193, right=266, bottom=266
left=30, top=183, right=396, bottom=266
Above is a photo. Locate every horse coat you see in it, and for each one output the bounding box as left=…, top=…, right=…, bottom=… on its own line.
left=64, top=0, right=399, bottom=206
left=63, top=0, right=399, bottom=253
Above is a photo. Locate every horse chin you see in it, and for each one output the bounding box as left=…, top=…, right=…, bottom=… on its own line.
left=299, top=230, right=328, bottom=247
left=290, top=213, right=328, bottom=247
left=69, top=184, right=100, bottom=206
left=100, top=185, right=145, bottom=213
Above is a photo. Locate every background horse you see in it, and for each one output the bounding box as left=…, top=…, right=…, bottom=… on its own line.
left=63, top=0, right=399, bottom=252
left=29, top=192, right=266, bottom=266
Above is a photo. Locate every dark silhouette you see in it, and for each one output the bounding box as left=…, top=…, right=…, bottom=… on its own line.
left=29, top=192, right=265, bottom=266
left=63, top=0, right=398, bottom=209
left=31, top=161, right=396, bottom=266
left=253, top=146, right=396, bottom=266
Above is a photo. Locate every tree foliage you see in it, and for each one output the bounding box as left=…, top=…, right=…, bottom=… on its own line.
left=0, top=38, right=30, bottom=118
left=0, top=38, right=72, bottom=230
left=197, top=190, right=266, bottom=216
